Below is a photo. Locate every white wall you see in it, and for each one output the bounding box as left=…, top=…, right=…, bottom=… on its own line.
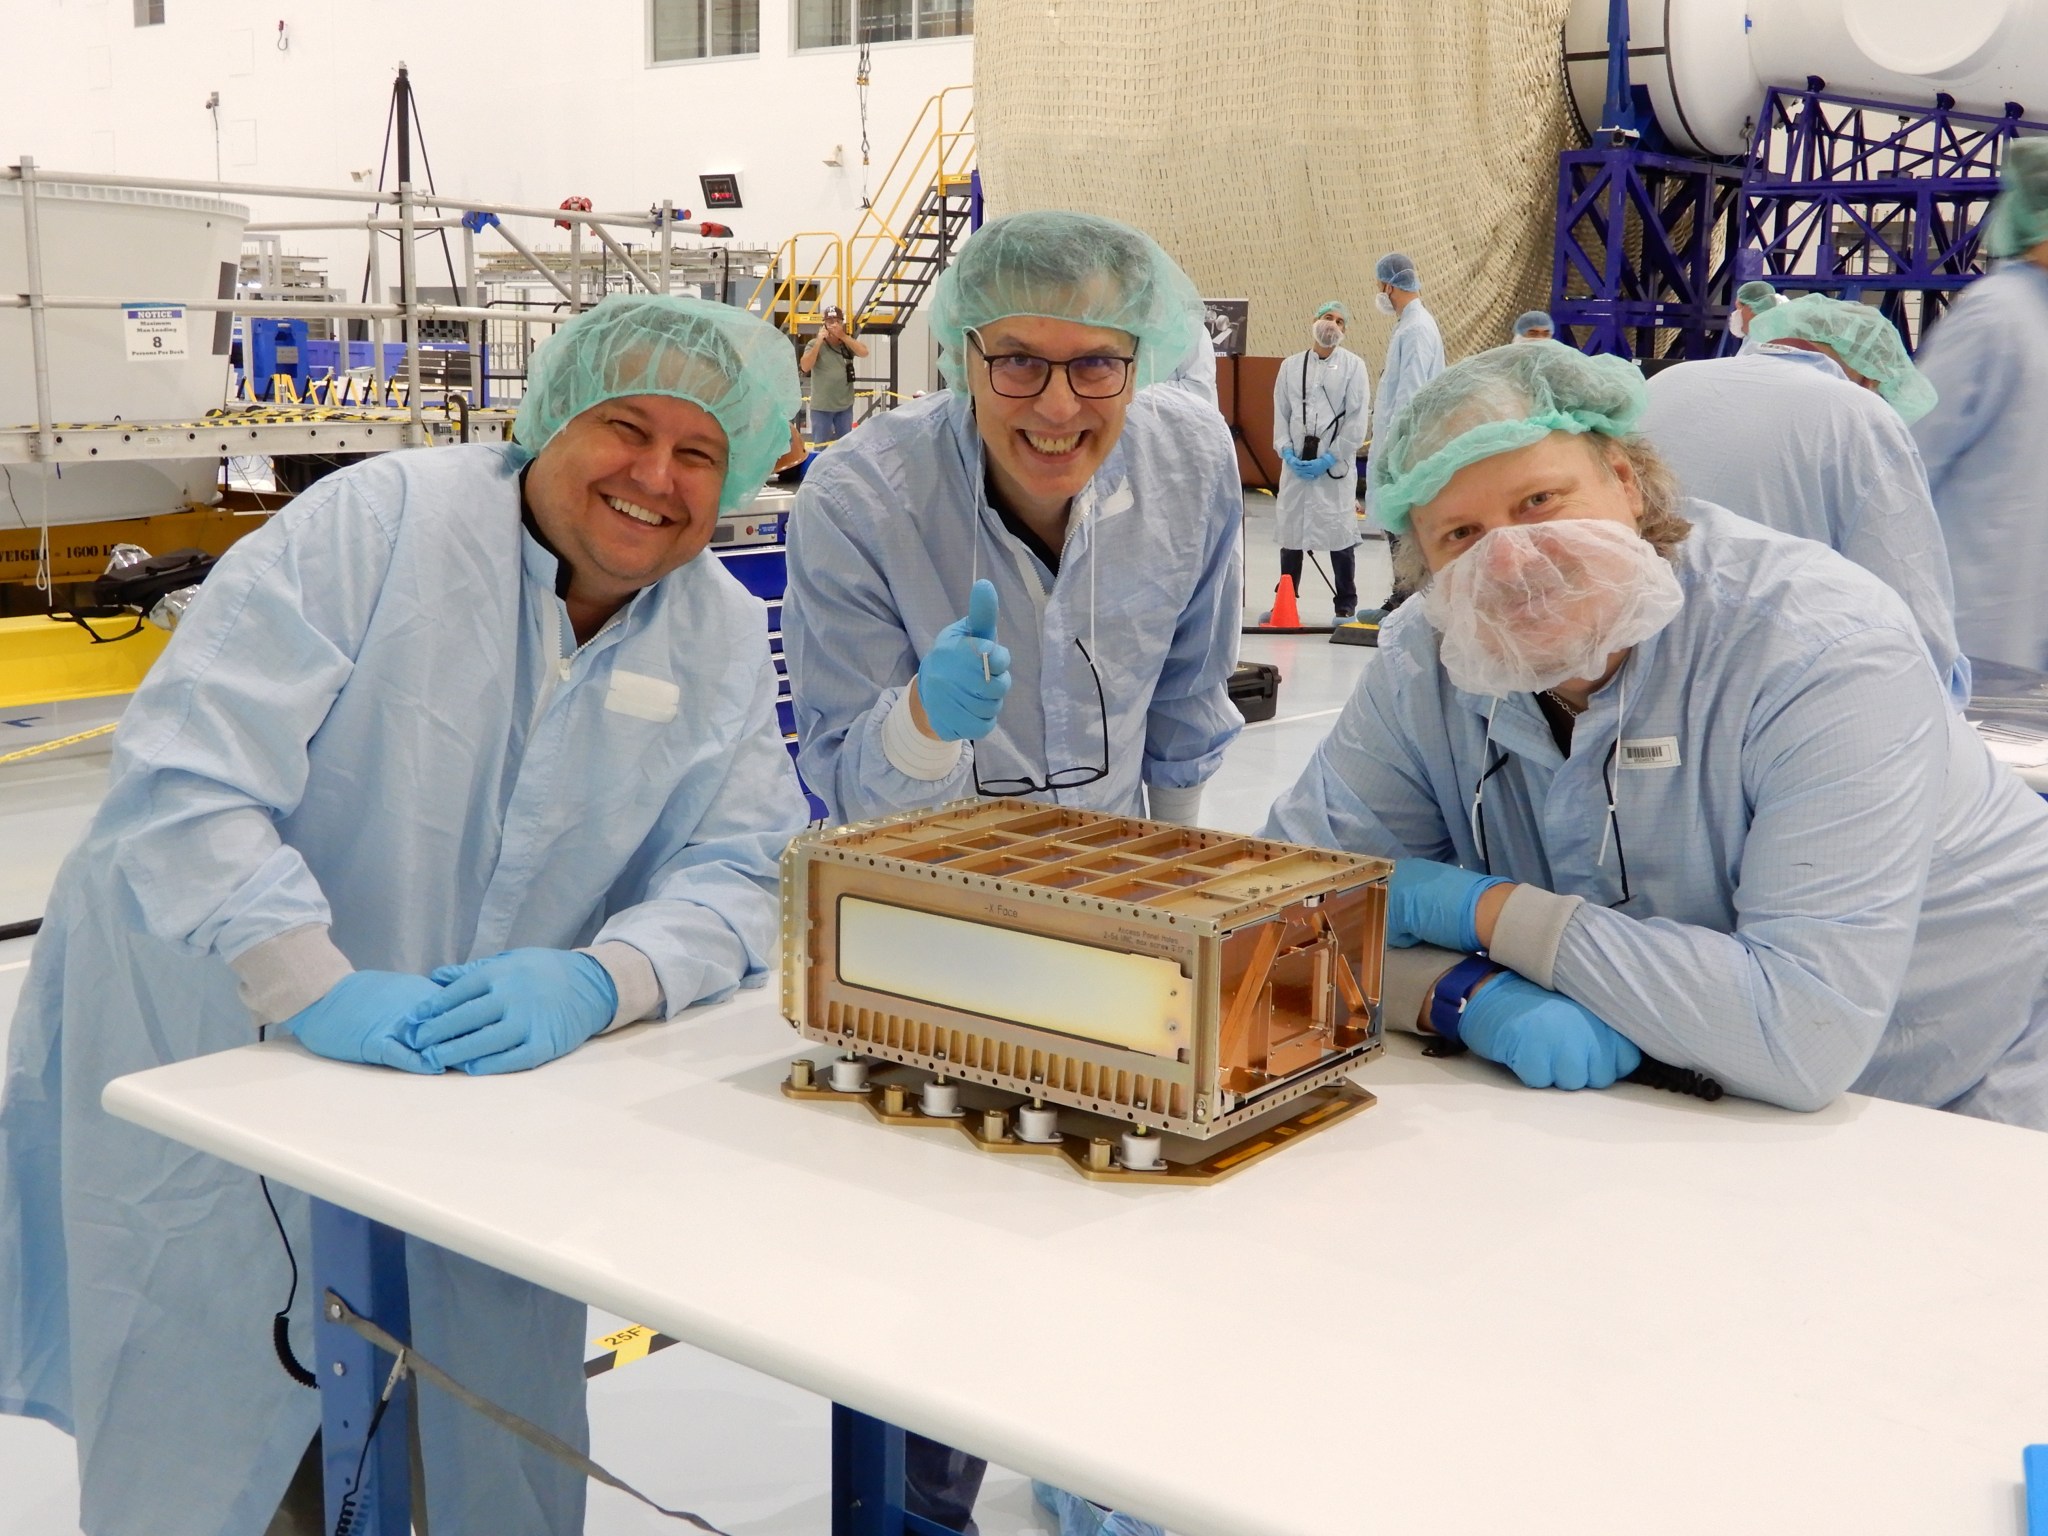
left=0, top=0, right=972, bottom=326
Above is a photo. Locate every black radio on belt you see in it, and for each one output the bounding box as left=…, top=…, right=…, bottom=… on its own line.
left=1299, top=431, right=1321, bottom=459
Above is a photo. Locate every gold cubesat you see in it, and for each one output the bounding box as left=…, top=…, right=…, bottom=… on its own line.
left=779, top=798, right=1391, bottom=1183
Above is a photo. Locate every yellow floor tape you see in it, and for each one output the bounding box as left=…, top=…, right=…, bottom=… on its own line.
left=0, top=722, right=117, bottom=766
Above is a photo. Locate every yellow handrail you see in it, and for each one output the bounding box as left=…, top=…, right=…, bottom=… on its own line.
left=748, top=86, right=974, bottom=337
left=745, top=230, right=848, bottom=326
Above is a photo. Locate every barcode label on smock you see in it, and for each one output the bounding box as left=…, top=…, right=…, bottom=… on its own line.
left=1618, top=736, right=1680, bottom=769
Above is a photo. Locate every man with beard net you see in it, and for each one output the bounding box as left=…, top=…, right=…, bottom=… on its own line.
left=1264, top=340, right=2048, bottom=1127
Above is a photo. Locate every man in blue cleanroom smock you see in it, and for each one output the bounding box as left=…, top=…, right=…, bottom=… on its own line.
left=1267, top=341, right=2048, bottom=1128
left=787, top=209, right=1239, bottom=1536
left=1366, top=252, right=1445, bottom=516
left=1270, top=299, right=1371, bottom=618
left=0, top=293, right=811, bottom=1536
left=1912, top=138, right=2048, bottom=671
left=1639, top=311, right=1968, bottom=703
left=785, top=209, right=1244, bottom=832
left=1730, top=278, right=1779, bottom=353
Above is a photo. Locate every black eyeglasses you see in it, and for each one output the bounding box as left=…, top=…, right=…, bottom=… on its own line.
left=1470, top=737, right=1631, bottom=906
left=966, top=328, right=1138, bottom=400
left=974, top=638, right=1110, bottom=797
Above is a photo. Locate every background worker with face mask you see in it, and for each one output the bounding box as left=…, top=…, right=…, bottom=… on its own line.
left=1269, top=300, right=1370, bottom=618
left=1365, top=252, right=1447, bottom=611
left=1730, top=279, right=1780, bottom=352
left=1267, top=342, right=2048, bottom=1130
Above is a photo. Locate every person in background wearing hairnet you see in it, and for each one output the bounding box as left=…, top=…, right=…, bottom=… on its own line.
left=1269, top=299, right=1370, bottom=619
left=1511, top=310, right=1555, bottom=343
left=1639, top=292, right=1968, bottom=702
left=785, top=209, right=1243, bottom=837
left=1367, top=252, right=1447, bottom=609
left=1730, top=278, right=1779, bottom=353
left=1267, top=341, right=2048, bottom=1128
left=0, top=294, right=812, bottom=1536
left=1912, top=138, right=2048, bottom=671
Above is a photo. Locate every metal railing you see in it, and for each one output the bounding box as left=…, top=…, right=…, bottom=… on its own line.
left=3, top=155, right=737, bottom=460
left=747, top=85, right=973, bottom=333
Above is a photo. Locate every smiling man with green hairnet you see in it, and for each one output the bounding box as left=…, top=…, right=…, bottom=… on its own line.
left=784, top=207, right=1242, bottom=1536
left=785, top=209, right=1244, bottom=839
left=0, top=291, right=813, bottom=1536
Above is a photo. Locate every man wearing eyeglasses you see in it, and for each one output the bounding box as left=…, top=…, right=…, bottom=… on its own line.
left=784, top=209, right=1244, bottom=832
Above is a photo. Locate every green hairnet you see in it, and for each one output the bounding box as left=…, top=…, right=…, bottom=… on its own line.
left=1985, top=137, right=2048, bottom=260
left=927, top=210, right=1205, bottom=394
left=1735, top=280, right=1779, bottom=310
left=1367, top=340, right=1647, bottom=536
left=1316, top=299, right=1351, bottom=323
left=1746, top=295, right=1938, bottom=424
left=513, top=293, right=801, bottom=513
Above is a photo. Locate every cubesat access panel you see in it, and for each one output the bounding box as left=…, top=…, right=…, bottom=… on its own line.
left=780, top=798, right=1391, bottom=1178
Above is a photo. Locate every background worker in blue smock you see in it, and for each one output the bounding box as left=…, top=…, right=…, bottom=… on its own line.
left=1365, top=251, right=1447, bottom=610
left=1639, top=293, right=1967, bottom=702
left=785, top=209, right=1244, bottom=833
left=1267, top=342, right=2048, bottom=1129
left=1912, top=138, right=2048, bottom=671
left=0, top=294, right=811, bottom=1536
left=1270, top=299, right=1370, bottom=619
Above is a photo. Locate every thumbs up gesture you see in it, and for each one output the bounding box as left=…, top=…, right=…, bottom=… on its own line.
left=914, top=579, right=1012, bottom=742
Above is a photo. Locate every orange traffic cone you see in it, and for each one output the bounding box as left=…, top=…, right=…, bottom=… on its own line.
left=1265, top=575, right=1302, bottom=630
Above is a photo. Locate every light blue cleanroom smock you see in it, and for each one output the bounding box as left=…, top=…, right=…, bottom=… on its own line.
left=0, top=443, right=808, bottom=1536
left=1367, top=299, right=1447, bottom=523
left=1912, top=261, right=2048, bottom=670
left=784, top=387, right=1244, bottom=824
left=1267, top=503, right=2048, bottom=1128
left=1640, top=344, right=1969, bottom=703
left=1272, top=345, right=1370, bottom=551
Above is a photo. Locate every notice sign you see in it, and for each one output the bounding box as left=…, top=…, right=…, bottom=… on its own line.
left=123, top=303, right=189, bottom=362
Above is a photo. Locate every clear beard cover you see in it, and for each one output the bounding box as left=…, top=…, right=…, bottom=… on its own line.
left=1421, top=517, right=1684, bottom=696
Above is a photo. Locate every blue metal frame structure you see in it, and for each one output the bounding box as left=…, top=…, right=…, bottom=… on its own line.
left=1552, top=147, right=1743, bottom=361
left=308, top=1204, right=935, bottom=1535
left=1737, top=84, right=2048, bottom=341
left=1550, top=0, right=1742, bottom=361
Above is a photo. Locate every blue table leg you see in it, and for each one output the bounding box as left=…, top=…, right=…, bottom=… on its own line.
left=311, top=1199, right=413, bottom=1536
left=832, top=1407, right=965, bottom=1536
left=2025, top=1444, right=2046, bottom=1536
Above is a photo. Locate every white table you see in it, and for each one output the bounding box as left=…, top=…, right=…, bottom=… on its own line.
left=104, top=988, right=2048, bottom=1536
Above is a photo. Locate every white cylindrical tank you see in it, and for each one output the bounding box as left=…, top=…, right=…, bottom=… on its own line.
left=0, top=180, right=248, bottom=527
left=1567, top=0, right=2048, bottom=159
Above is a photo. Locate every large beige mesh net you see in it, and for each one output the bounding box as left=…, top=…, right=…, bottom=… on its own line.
left=972, top=0, right=1576, bottom=368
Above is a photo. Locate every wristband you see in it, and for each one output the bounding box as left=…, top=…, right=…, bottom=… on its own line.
left=1426, top=955, right=1503, bottom=1047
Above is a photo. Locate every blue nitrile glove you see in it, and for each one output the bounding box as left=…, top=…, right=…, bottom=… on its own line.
left=1456, top=972, right=1642, bottom=1090
left=916, top=578, right=1012, bottom=742
left=406, top=948, right=618, bottom=1075
left=1286, top=450, right=1323, bottom=481
left=282, top=971, right=443, bottom=1074
left=1032, top=1482, right=1165, bottom=1536
left=1308, top=450, right=1339, bottom=476
left=1386, top=858, right=1511, bottom=951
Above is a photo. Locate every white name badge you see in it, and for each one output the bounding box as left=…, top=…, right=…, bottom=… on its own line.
left=604, top=671, right=680, bottom=723
left=1618, top=736, right=1681, bottom=770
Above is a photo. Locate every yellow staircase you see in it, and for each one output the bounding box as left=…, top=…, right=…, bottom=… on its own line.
left=751, top=86, right=976, bottom=410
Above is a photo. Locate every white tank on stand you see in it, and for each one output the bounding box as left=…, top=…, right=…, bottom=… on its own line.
left=1566, top=0, right=2048, bottom=159
left=0, top=179, right=249, bottom=527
